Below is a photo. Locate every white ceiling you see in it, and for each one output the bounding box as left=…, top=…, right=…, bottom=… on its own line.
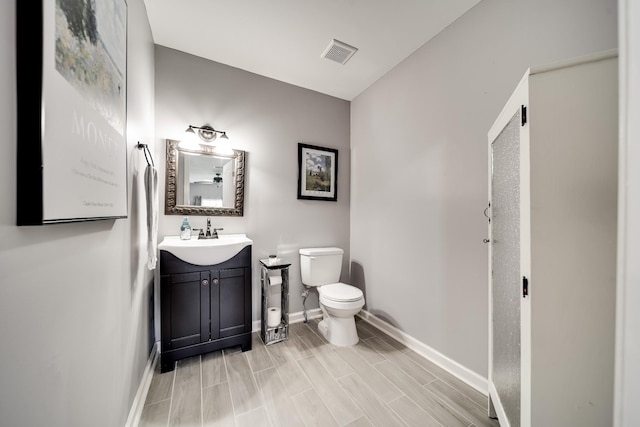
left=143, top=0, right=481, bottom=101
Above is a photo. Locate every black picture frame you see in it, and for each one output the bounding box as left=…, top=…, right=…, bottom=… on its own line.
left=16, top=0, right=129, bottom=225
left=297, top=143, right=338, bottom=202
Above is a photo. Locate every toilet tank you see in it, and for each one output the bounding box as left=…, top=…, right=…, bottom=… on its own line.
left=299, top=247, right=344, bottom=286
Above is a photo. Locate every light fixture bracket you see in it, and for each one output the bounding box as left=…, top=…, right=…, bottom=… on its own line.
left=187, top=124, right=227, bottom=143
left=197, top=125, right=216, bottom=142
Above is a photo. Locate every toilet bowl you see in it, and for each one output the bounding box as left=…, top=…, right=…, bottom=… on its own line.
left=299, top=247, right=365, bottom=346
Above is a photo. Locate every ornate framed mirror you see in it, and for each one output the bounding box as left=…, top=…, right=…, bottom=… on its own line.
left=165, top=139, right=245, bottom=216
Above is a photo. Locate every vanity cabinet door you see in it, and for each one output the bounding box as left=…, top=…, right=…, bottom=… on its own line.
left=161, top=270, right=210, bottom=351
left=214, top=267, right=252, bottom=339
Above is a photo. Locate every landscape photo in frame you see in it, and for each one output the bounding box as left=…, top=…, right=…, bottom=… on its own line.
left=297, top=143, right=338, bottom=202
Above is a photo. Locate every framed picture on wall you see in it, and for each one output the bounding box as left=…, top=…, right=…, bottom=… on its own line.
left=16, top=0, right=129, bottom=225
left=297, top=143, right=338, bottom=202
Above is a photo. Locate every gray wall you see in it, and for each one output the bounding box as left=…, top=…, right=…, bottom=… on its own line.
left=0, top=0, right=156, bottom=426
left=350, top=0, right=617, bottom=377
left=153, top=46, right=351, bottom=331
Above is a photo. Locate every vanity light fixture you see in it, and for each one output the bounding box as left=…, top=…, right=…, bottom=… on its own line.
left=182, top=124, right=235, bottom=157
left=186, top=125, right=224, bottom=142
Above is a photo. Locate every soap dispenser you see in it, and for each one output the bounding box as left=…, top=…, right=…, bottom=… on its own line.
left=180, top=217, right=191, bottom=240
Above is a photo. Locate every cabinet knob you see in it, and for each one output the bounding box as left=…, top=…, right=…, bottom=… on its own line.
left=213, top=278, right=219, bottom=285
left=202, top=279, right=209, bottom=286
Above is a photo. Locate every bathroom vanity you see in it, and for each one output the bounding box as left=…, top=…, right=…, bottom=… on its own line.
left=158, top=235, right=252, bottom=372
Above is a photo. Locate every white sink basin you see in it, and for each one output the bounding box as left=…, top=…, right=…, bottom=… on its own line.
left=158, top=234, right=252, bottom=266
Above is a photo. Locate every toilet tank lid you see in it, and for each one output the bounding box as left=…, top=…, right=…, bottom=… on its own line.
left=299, top=247, right=344, bottom=256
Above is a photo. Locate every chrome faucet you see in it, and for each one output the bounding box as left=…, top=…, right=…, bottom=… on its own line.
left=205, top=218, right=213, bottom=238
left=202, top=217, right=223, bottom=239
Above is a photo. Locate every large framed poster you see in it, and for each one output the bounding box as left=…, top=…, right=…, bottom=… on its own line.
left=16, top=0, right=129, bottom=225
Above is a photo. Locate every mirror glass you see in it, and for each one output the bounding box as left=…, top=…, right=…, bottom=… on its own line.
left=165, top=139, right=245, bottom=216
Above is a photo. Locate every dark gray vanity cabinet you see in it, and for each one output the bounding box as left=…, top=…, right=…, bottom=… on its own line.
left=159, top=246, right=252, bottom=372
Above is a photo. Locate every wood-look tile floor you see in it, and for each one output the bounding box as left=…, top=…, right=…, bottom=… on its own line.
left=139, top=318, right=500, bottom=427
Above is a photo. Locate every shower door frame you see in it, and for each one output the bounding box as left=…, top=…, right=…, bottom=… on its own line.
left=487, top=72, right=532, bottom=427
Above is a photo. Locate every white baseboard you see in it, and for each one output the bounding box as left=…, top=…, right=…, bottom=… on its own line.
left=125, top=342, right=159, bottom=427
left=252, top=308, right=323, bottom=332
left=357, top=310, right=488, bottom=396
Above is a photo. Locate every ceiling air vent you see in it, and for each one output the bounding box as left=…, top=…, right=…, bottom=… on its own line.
left=321, top=39, right=358, bottom=65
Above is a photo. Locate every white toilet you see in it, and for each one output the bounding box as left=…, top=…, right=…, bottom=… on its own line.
left=299, top=247, right=365, bottom=346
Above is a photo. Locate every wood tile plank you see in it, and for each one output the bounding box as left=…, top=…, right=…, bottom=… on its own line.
left=425, top=380, right=499, bottom=427
left=203, top=382, right=235, bottom=427
left=344, top=416, right=375, bottom=427
left=387, top=395, right=442, bottom=427
left=139, top=399, right=170, bottom=427
left=337, top=373, right=405, bottom=427
left=376, top=332, right=409, bottom=352
left=305, top=318, right=324, bottom=335
left=235, top=407, right=272, bottom=427
left=145, top=362, right=175, bottom=405
left=297, top=356, right=363, bottom=425
left=404, top=350, right=488, bottom=408
left=246, top=332, right=274, bottom=373
left=295, top=322, right=354, bottom=378
left=255, top=368, right=305, bottom=427
left=202, top=350, right=227, bottom=388
left=290, top=388, right=339, bottom=427
left=283, top=332, right=314, bottom=360
left=289, top=321, right=311, bottom=338
left=168, top=356, right=202, bottom=426
left=375, top=360, right=470, bottom=427
left=366, top=336, right=436, bottom=385
left=224, top=351, right=262, bottom=415
left=334, top=346, right=402, bottom=403
left=351, top=339, right=386, bottom=365
left=354, top=318, right=378, bottom=340
left=264, top=338, right=312, bottom=396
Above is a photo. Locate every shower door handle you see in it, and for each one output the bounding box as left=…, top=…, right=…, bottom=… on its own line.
left=483, top=202, right=491, bottom=222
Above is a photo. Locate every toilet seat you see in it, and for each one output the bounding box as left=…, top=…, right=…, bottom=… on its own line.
left=319, top=283, right=363, bottom=302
